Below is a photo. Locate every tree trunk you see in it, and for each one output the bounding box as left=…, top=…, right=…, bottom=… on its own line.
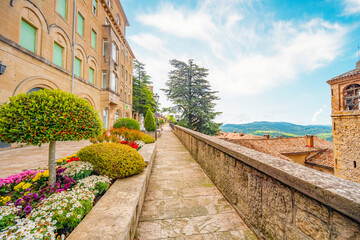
left=48, top=141, right=56, bottom=185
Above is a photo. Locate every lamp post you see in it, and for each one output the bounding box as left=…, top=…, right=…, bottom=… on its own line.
left=154, top=93, right=160, bottom=140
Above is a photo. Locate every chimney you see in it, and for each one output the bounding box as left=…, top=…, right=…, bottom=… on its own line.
left=233, top=131, right=236, bottom=133
left=264, top=134, right=270, bottom=139
left=239, top=132, right=244, bottom=136
left=306, top=135, right=314, bottom=147
left=356, top=60, right=360, bottom=69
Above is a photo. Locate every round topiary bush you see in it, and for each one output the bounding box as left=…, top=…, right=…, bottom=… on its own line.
left=113, top=118, right=140, bottom=130
left=77, top=142, right=146, bottom=179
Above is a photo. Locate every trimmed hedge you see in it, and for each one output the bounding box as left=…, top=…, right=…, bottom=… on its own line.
left=144, top=109, right=156, bottom=132
left=90, top=127, right=155, bottom=144
left=77, top=143, right=146, bottom=179
left=113, top=118, right=140, bottom=130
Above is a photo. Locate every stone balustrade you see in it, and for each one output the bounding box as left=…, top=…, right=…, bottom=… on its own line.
left=174, top=125, right=360, bottom=240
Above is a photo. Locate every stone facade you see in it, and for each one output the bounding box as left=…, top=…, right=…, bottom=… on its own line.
left=327, top=61, right=360, bottom=183
left=0, top=0, right=134, bottom=130
left=174, top=125, right=360, bottom=240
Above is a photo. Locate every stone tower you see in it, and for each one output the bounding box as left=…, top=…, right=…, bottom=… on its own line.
left=327, top=61, right=360, bottom=183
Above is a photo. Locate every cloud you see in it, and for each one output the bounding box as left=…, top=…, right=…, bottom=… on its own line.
left=312, top=105, right=327, bottom=123
left=342, top=0, right=360, bottom=15
left=129, top=33, right=165, bottom=52
left=132, top=1, right=348, bottom=97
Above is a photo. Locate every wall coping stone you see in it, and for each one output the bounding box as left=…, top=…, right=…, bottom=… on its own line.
left=67, top=142, right=157, bottom=240
left=174, top=125, right=360, bottom=222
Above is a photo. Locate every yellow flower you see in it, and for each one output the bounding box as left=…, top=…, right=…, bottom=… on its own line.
left=72, top=154, right=76, bottom=157
left=24, top=191, right=30, bottom=196
left=0, top=196, right=11, bottom=204
left=57, top=159, right=63, bottom=163
left=32, top=172, right=42, bottom=182
left=22, top=183, right=32, bottom=190
left=42, top=170, right=49, bottom=178
left=14, top=182, right=25, bottom=191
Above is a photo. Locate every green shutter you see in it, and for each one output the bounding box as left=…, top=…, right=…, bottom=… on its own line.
left=91, top=30, right=96, bottom=49
left=93, top=0, right=97, bottom=12
left=53, top=42, right=63, bottom=67
left=74, top=57, right=81, bottom=77
left=89, top=67, right=94, bottom=84
left=20, top=20, right=36, bottom=52
left=57, top=0, right=67, bottom=18
left=77, top=13, right=84, bottom=36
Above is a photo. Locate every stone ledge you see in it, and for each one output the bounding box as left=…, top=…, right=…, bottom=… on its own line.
left=67, top=142, right=157, bottom=240
left=174, top=125, right=360, bottom=222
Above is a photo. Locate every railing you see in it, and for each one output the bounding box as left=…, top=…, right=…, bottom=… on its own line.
left=174, top=125, right=360, bottom=240
left=169, top=123, right=174, bottom=130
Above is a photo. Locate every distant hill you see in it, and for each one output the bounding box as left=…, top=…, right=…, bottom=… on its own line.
left=221, top=121, right=333, bottom=141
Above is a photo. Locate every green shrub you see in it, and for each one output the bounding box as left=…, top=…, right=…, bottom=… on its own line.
left=0, top=89, right=102, bottom=184
left=113, top=118, right=140, bottom=130
left=140, top=133, right=155, bottom=144
left=144, top=109, right=156, bottom=131
left=77, top=143, right=146, bottom=179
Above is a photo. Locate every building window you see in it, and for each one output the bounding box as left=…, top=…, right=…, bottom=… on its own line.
left=106, top=0, right=111, bottom=8
left=74, top=57, right=81, bottom=77
left=102, top=71, right=107, bottom=88
left=110, top=72, right=117, bottom=92
left=101, top=70, right=107, bottom=88
left=129, top=57, right=132, bottom=65
left=129, top=73, right=131, bottom=84
left=105, top=18, right=109, bottom=25
left=121, top=65, right=124, bottom=77
left=344, top=84, right=360, bottom=110
left=115, top=110, right=119, bottom=120
left=89, top=67, right=94, bottom=84
left=103, top=39, right=108, bottom=56
left=57, top=0, right=67, bottom=19
left=116, top=16, right=119, bottom=25
left=53, top=42, right=63, bottom=67
left=111, top=42, right=118, bottom=63
left=125, top=70, right=128, bottom=82
left=27, top=87, right=43, bottom=94
left=20, top=19, right=36, bottom=53
left=121, top=44, right=124, bottom=56
left=91, top=29, right=96, bottom=49
left=77, top=13, right=84, bottom=37
left=92, top=0, right=97, bottom=15
left=103, top=108, right=108, bottom=128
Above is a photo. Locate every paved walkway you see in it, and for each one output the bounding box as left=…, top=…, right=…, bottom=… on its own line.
left=136, top=126, right=256, bottom=239
left=0, top=140, right=91, bottom=178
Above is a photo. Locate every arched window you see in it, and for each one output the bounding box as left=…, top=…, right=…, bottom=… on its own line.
left=344, top=84, right=360, bottom=110
left=115, top=110, right=119, bottom=120
left=103, top=108, right=108, bottom=128
left=27, top=87, right=43, bottom=94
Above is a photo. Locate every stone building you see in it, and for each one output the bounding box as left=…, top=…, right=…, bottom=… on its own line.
left=0, top=0, right=134, bottom=131
left=327, top=60, right=360, bottom=183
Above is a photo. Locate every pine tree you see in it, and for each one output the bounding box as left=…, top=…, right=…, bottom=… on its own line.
left=132, top=60, right=156, bottom=115
left=162, top=59, right=221, bottom=135
left=144, top=108, right=156, bottom=131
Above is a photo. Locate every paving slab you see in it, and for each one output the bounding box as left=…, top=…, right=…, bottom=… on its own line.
left=136, top=125, right=257, bottom=240
left=0, top=140, right=91, bottom=178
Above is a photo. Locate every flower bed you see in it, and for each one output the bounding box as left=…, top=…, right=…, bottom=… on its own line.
left=0, top=155, right=112, bottom=239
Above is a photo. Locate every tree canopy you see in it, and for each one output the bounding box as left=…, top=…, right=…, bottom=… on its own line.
left=132, top=60, right=156, bottom=115
left=162, top=59, right=221, bottom=135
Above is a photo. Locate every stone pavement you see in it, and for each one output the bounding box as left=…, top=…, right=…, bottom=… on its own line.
left=0, top=140, right=91, bottom=178
left=136, top=126, right=257, bottom=239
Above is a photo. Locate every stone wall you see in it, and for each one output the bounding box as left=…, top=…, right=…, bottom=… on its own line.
left=332, top=113, right=360, bottom=183
left=174, top=125, right=360, bottom=240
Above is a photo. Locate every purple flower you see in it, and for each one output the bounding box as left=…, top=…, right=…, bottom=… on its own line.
left=15, top=198, right=23, bottom=206
left=64, top=183, right=71, bottom=189
left=33, top=193, right=39, bottom=200
left=24, top=205, right=32, bottom=214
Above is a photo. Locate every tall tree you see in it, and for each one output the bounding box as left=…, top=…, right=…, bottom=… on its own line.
left=133, top=59, right=152, bottom=85
left=132, top=60, right=156, bottom=115
left=163, top=59, right=221, bottom=135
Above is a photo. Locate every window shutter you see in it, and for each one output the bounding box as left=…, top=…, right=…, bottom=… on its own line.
left=57, top=0, right=67, bottom=18
left=74, top=57, right=81, bottom=77
left=53, top=42, right=63, bottom=67
left=20, top=20, right=36, bottom=52
left=89, top=67, right=94, bottom=84
left=77, top=13, right=84, bottom=36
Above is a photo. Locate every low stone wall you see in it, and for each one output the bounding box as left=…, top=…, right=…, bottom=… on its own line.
left=174, top=126, right=360, bottom=240
left=67, top=142, right=157, bottom=240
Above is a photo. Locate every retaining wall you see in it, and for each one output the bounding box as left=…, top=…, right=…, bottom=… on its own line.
left=174, top=125, right=360, bottom=240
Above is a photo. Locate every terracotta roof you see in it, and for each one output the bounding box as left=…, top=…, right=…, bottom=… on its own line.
left=223, top=136, right=334, bottom=169
left=216, top=132, right=264, bottom=140
left=328, top=68, right=360, bottom=82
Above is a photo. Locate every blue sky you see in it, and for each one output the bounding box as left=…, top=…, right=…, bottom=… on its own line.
left=122, top=0, right=360, bottom=125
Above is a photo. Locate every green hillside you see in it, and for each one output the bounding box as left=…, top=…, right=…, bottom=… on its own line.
left=221, top=121, right=333, bottom=141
